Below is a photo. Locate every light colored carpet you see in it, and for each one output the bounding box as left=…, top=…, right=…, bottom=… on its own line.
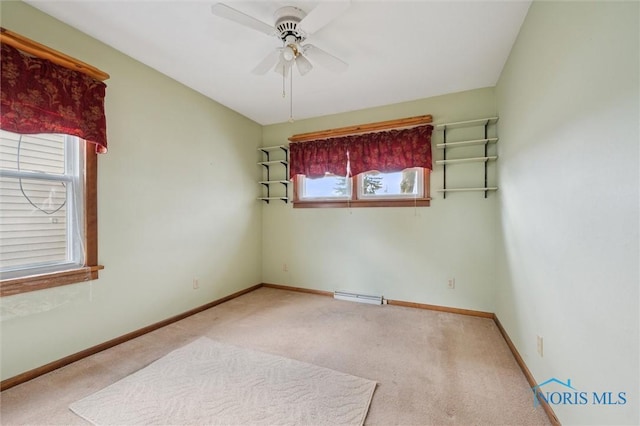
left=1, top=287, right=550, bottom=425
left=69, top=336, right=376, bottom=426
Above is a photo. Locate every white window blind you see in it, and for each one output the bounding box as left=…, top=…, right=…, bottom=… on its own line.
left=0, top=130, right=84, bottom=277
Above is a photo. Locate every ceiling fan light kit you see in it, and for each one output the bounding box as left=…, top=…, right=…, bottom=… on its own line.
left=211, top=1, right=350, bottom=121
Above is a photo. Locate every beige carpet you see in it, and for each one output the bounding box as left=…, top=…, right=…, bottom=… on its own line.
left=69, top=337, right=376, bottom=425
left=1, top=287, right=551, bottom=425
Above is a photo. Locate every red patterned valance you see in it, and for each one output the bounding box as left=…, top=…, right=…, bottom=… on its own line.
left=0, top=42, right=107, bottom=153
left=290, top=124, right=432, bottom=179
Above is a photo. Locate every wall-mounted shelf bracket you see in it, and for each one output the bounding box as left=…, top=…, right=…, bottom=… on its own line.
left=435, top=117, right=499, bottom=198
left=258, top=145, right=289, bottom=203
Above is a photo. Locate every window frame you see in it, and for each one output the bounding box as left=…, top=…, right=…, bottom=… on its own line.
left=355, top=168, right=425, bottom=201
left=293, top=168, right=431, bottom=208
left=295, top=173, right=352, bottom=202
left=0, top=140, right=102, bottom=296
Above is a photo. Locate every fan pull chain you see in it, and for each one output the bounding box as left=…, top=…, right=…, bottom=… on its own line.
left=289, top=66, right=294, bottom=122
left=346, top=151, right=352, bottom=213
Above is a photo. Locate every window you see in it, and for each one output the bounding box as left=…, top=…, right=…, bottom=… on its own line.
left=357, top=168, right=423, bottom=199
left=0, top=31, right=107, bottom=296
left=289, top=120, right=433, bottom=208
left=293, top=168, right=430, bottom=208
left=0, top=130, right=101, bottom=296
left=297, top=173, right=352, bottom=201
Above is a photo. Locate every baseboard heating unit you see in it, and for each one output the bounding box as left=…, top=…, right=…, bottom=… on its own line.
left=334, top=291, right=383, bottom=305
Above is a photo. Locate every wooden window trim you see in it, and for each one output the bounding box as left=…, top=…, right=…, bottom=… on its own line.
left=0, top=28, right=109, bottom=81
left=0, top=266, right=104, bottom=297
left=288, top=114, right=432, bottom=143
left=0, top=143, right=103, bottom=297
left=292, top=170, right=431, bottom=208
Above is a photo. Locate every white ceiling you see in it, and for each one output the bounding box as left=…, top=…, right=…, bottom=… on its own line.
left=26, top=0, right=531, bottom=125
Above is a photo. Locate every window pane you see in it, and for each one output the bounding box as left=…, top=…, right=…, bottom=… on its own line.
left=301, top=174, right=351, bottom=199
left=0, top=130, right=66, bottom=175
left=358, top=168, right=423, bottom=198
left=0, top=177, right=69, bottom=270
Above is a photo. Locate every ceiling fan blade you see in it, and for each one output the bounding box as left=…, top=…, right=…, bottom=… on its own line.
left=295, top=55, right=313, bottom=76
left=252, top=49, right=281, bottom=75
left=211, top=3, right=274, bottom=36
left=303, top=44, right=348, bottom=73
left=298, top=1, right=351, bottom=35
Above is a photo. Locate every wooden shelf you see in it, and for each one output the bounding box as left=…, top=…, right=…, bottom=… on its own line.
left=435, top=156, right=497, bottom=165
left=259, top=180, right=289, bottom=185
left=258, top=197, right=289, bottom=203
left=258, top=145, right=289, bottom=203
left=258, top=160, right=288, bottom=166
left=436, top=117, right=499, bottom=199
left=436, top=117, right=498, bottom=130
left=436, top=138, right=498, bottom=149
left=437, top=187, right=498, bottom=193
left=258, top=145, right=288, bottom=153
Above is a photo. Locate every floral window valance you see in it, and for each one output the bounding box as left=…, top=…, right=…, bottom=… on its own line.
left=0, top=42, right=108, bottom=153
left=289, top=124, right=433, bottom=179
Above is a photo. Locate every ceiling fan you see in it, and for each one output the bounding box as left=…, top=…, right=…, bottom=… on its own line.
left=211, top=2, right=350, bottom=77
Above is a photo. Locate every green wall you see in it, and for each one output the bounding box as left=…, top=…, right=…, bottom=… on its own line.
left=2, top=4, right=639, bottom=426
left=262, top=88, right=500, bottom=311
left=0, top=1, right=263, bottom=380
left=495, top=1, right=639, bottom=424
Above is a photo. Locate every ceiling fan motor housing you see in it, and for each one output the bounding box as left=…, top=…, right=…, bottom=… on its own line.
left=274, top=6, right=307, bottom=42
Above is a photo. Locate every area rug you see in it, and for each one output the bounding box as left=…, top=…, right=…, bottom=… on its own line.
left=69, top=337, right=376, bottom=425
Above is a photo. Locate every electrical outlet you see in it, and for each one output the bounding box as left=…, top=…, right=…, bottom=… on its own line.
left=192, top=278, right=199, bottom=290
left=282, top=263, right=288, bottom=272
left=447, top=278, right=455, bottom=289
left=537, top=335, right=543, bottom=357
